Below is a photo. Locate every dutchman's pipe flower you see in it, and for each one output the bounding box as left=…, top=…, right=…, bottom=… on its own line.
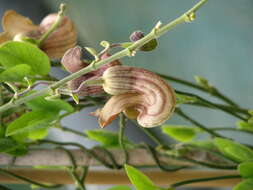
left=61, top=46, right=121, bottom=96
left=92, top=65, right=176, bottom=128
left=0, top=10, right=77, bottom=59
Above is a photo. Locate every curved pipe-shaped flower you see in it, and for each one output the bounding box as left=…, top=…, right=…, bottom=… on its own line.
left=0, top=10, right=39, bottom=44
left=94, top=65, right=176, bottom=128
left=39, top=14, right=77, bottom=59
left=61, top=46, right=88, bottom=73
left=0, top=10, right=77, bottom=59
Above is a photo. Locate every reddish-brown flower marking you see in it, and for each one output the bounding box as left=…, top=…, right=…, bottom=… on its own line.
left=94, top=65, right=176, bottom=128
left=0, top=10, right=77, bottom=59
left=61, top=46, right=121, bottom=96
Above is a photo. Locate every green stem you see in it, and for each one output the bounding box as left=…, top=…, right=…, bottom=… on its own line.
left=212, top=127, right=253, bottom=135
left=37, top=4, right=66, bottom=46
left=57, top=147, right=77, bottom=169
left=0, top=86, right=3, bottom=125
left=0, top=168, right=62, bottom=188
left=175, top=108, right=223, bottom=137
left=60, top=126, right=88, bottom=138
left=58, top=147, right=86, bottom=190
left=144, top=144, right=188, bottom=171
left=80, top=166, right=89, bottom=184
left=181, top=157, right=236, bottom=170
left=39, top=140, right=115, bottom=169
left=119, top=114, right=129, bottom=164
left=158, top=73, right=239, bottom=107
left=159, top=148, right=237, bottom=170
left=0, top=0, right=208, bottom=113
left=69, top=170, right=86, bottom=190
left=0, top=185, right=13, bottom=190
left=186, top=102, right=249, bottom=117
left=176, top=90, right=247, bottom=121
left=93, top=146, right=121, bottom=169
left=170, top=175, right=240, bottom=188
left=131, top=120, right=165, bottom=146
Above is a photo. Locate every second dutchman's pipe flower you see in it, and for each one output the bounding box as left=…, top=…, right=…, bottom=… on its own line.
left=0, top=10, right=77, bottom=59
left=92, top=65, right=176, bottom=128
left=61, top=46, right=121, bottom=96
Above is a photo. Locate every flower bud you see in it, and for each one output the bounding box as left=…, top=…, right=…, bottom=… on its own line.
left=129, top=30, right=158, bottom=51
left=39, top=14, right=77, bottom=59
left=62, top=47, right=121, bottom=96
left=61, top=46, right=88, bottom=73
left=0, top=10, right=77, bottom=59
left=129, top=30, right=144, bottom=42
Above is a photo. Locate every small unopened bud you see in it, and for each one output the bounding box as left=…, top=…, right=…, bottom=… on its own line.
left=61, top=46, right=88, bottom=73
left=130, top=30, right=144, bottom=42
left=129, top=30, right=157, bottom=52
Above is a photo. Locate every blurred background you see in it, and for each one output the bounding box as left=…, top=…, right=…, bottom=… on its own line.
left=0, top=0, right=253, bottom=189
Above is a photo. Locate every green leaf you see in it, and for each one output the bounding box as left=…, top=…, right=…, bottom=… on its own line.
left=28, top=128, right=49, bottom=140
left=107, top=186, right=132, bottom=190
left=0, top=138, right=27, bottom=156
left=0, top=64, right=31, bottom=82
left=124, top=164, right=157, bottom=190
left=86, top=130, right=132, bottom=148
left=194, top=75, right=212, bottom=90
left=140, top=39, right=157, bottom=52
left=31, top=184, right=40, bottom=189
left=162, top=125, right=196, bottom=142
left=0, top=138, right=19, bottom=152
left=238, top=162, right=253, bottom=178
left=0, top=125, right=5, bottom=138
left=0, top=41, right=50, bottom=75
left=237, top=121, right=253, bottom=132
left=248, top=110, right=253, bottom=116
left=214, top=138, right=253, bottom=163
left=189, top=140, right=217, bottom=151
left=233, top=179, right=253, bottom=190
left=6, top=110, right=56, bottom=136
left=26, top=95, right=74, bottom=113
left=176, top=94, right=197, bottom=105
left=7, top=144, right=28, bottom=156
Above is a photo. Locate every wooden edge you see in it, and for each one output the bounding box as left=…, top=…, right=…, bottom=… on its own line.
left=0, top=169, right=240, bottom=187
left=0, top=148, right=193, bottom=167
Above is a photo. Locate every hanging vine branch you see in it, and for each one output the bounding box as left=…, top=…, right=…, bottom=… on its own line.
left=0, top=0, right=252, bottom=189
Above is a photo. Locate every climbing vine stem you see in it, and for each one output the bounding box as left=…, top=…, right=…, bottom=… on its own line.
left=0, top=0, right=208, bottom=113
left=170, top=175, right=241, bottom=188
left=119, top=114, right=129, bottom=164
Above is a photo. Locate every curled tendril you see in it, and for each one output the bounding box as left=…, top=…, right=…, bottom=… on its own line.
left=92, top=65, right=176, bottom=128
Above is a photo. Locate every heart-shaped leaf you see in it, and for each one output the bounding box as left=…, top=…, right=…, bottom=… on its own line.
left=0, top=64, right=31, bottom=82
left=107, top=186, right=132, bottom=190
left=162, top=125, right=196, bottom=142
left=6, top=110, right=56, bottom=136
left=86, top=130, right=132, bottom=148
left=215, top=138, right=253, bottom=163
left=238, top=162, right=253, bottom=178
left=0, top=41, right=50, bottom=75
left=124, top=164, right=157, bottom=190
left=233, top=179, right=253, bottom=190
left=26, top=95, right=73, bottom=113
